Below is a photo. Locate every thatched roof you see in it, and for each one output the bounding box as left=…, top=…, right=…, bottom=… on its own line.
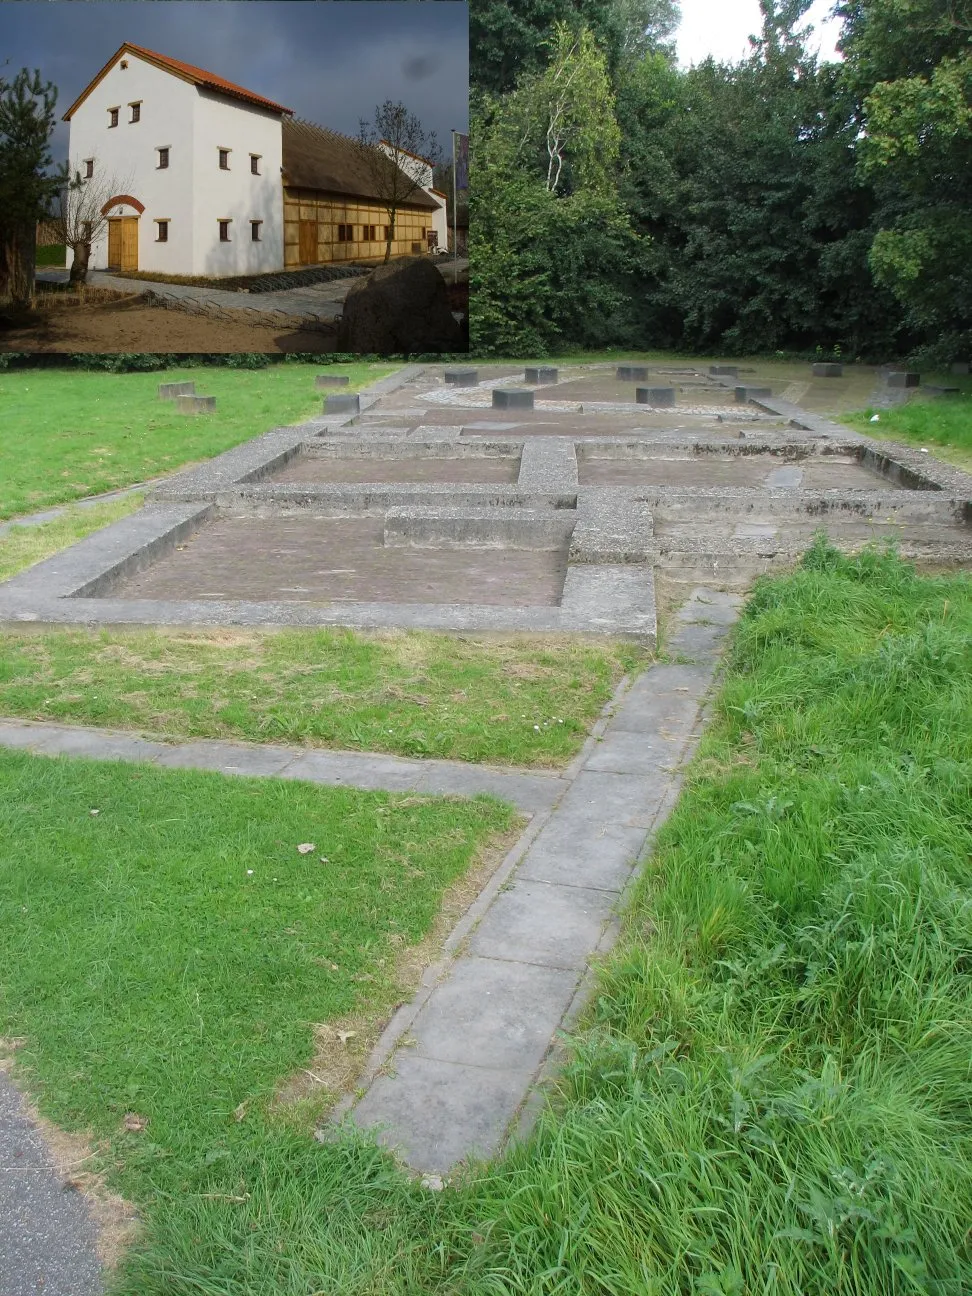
left=282, top=119, right=438, bottom=211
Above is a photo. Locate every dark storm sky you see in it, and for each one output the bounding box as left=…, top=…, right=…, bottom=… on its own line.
left=0, top=0, right=468, bottom=164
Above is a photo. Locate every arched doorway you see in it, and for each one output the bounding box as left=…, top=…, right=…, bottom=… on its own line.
left=101, top=195, right=144, bottom=271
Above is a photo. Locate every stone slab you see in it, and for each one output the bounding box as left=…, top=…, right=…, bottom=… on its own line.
left=516, top=821, right=648, bottom=891
left=950, top=362, right=969, bottom=376
left=636, top=387, right=676, bottom=407
left=617, top=366, right=649, bottom=382
left=525, top=367, right=559, bottom=385
left=444, top=369, right=479, bottom=386
left=278, top=749, right=423, bottom=792
left=314, top=374, right=351, bottom=388
left=411, top=763, right=563, bottom=815
left=468, top=878, right=618, bottom=969
left=324, top=393, right=361, bottom=414
left=735, top=386, right=773, bottom=402
left=710, top=365, right=738, bottom=377
left=811, top=363, right=843, bottom=377
left=175, top=394, right=216, bottom=414
left=408, top=957, right=579, bottom=1070
left=28, top=728, right=167, bottom=764
left=583, top=728, right=688, bottom=775
left=544, top=768, right=674, bottom=832
left=351, top=1053, right=534, bottom=1174
left=154, top=740, right=296, bottom=778
left=493, top=389, right=534, bottom=410
left=159, top=381, right=195, bottom=399
left=886, top=372, right=920, bottom=388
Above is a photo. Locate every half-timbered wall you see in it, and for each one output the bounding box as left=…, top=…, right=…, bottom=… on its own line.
left=283, top=188, right=435, bottom=266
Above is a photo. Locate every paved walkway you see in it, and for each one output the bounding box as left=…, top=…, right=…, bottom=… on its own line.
left=0, top=723, right=567, bottom=816
left=337, top=589, right=741, bottom=1173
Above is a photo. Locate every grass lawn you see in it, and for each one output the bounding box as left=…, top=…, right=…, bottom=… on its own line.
left=0, top=629, right=642, bottom=767
left=0, top=753, right=514, bottom=1280
left=0, top=495, right=142, bottom=583
left=843, top=389, right=972, bottom=472
left=2, top=543, right=969, bottom=1292
left=0, top=363, right=397, bottom=521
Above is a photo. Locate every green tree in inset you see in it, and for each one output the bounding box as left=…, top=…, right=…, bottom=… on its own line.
left=0, top=68, right=65, bottom=304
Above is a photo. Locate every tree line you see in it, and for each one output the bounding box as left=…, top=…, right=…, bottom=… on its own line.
left=469, top=0, right=972, bottom=362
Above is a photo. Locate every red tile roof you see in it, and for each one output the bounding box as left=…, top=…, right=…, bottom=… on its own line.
left=63, top=43, right=292, bottom=120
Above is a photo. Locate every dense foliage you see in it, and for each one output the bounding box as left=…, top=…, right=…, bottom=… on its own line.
left=469, top=0, right=972, bottom=359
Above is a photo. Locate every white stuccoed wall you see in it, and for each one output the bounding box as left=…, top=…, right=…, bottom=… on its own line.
left=378, top=143, right=449, bottom=251
left=190, top=90, right=283, bottom=276
left=67, top=54, right=196, bottom=273
left=66, top=50, right=284, bottom=276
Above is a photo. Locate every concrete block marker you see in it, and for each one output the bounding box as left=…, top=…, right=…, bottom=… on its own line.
left=324, top=392, right=361, bottom=415
left=636, top=386, right=676, bottom=407
left=158, top=380, right=195, bottom=399
left=735, top=386, right=773, bottom=402
left=812, top=362, right=843, bottom=377
left=525, top=366, right=558, bottom=385
left=617, top=365, right=649, bottom=381
left=444, top=368, right=479, bottom=386
left=710, top=365, right=738, bottom=377
left=924, top=384, right=961, bottom=397
left=493, top=388, right=534, bottom=410
left=175, top=394, right=216, bottom=414
left=950, top=362, right=969, bottom=376
left=886, top=372, right=920, bottom=388
left=314, top=374, right=351, bottom=389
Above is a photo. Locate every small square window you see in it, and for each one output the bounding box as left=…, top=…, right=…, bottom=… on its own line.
left=83, top=159, right=94, bottom=179
left=250, top=154, right=260, bottom=175
left=250, top=221, right=262, bottom=242
left=218, top=220, right=231, bottom=242
left=337, top=223, right=354, bottom=242
left=129, top=102, right=141, bottom=123
left=156, top=220, right=169, bottom=243
left=157, top=147, right=169, bottom=169
left=218, top=149, right=230, bottom=170
left=108, top=107, right=119, bottom=128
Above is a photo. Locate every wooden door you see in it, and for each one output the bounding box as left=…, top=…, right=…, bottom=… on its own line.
left=298, top=220, right=317, bottom=265
left=107, top=219, right=121, bottom=269
left=107, top=217, right=138, bottom=271
left=120, top=217, right=138, bottom=270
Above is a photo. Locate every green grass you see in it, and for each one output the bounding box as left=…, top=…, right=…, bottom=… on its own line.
left=0, top=754, right=513, bottom=1272
left=843, top=390, right=972, bottom=471
left=0, top=364, right=397, bottom=520
left=0, top=495, right=142, bottom=583
left=35, top=243, right=66, bottom=267
left=3, top=543, right=970, bottom=1293
left=0, top=629, right=642, bottom=768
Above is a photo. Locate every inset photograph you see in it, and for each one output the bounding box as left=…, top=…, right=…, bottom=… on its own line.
left=0, top=0, right=469, bottom=353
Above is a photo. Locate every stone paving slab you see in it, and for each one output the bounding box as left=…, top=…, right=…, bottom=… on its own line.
left=342, top=593, right=742, bottom=1173
left=349, top=1054, right=535, bottom=1176
left=0, top=720, right=563, bottom=815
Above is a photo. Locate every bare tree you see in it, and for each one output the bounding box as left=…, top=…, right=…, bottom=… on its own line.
left=55, top=162, right=134, bottom=283
left=356, top=100, right=440, bottom=264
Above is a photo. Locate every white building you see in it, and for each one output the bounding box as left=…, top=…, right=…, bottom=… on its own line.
left=64, top=43, right=445, bottom=278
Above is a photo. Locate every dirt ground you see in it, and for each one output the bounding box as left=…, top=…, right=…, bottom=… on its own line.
left=0, top=296, right=338, bottom=353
